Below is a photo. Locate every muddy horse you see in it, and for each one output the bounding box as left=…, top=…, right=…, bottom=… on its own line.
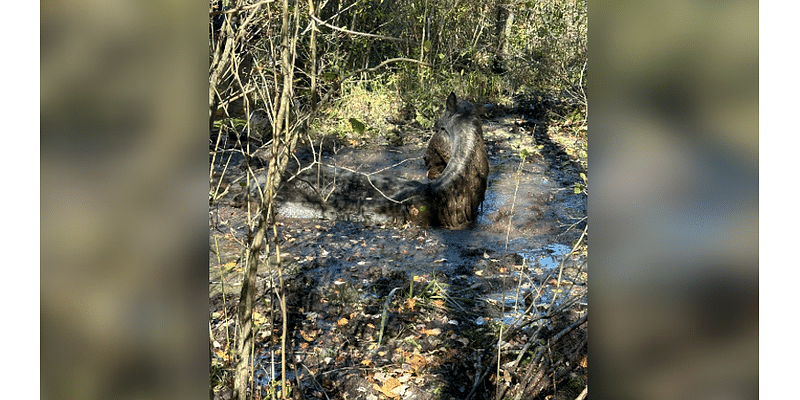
left=242, top=92, right=489, bottom=228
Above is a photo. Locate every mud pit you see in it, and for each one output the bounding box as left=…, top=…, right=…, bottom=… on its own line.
left=210, top=108, right=588, bottom=400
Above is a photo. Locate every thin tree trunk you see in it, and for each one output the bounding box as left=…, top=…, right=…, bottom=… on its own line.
left=307, top=0, right=319, bottom=111
left=232, top=208, right=269, bottom=400
left=231, top=1, right=301, bottom=398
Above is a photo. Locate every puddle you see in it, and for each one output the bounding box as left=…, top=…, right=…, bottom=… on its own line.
left=210, top=114, right=588, bottom=393
left=252, top=354, right=295, bottom=396
left=521, top=243, right=573, bottom=270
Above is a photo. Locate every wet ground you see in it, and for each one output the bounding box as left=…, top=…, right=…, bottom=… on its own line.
left=210, top=109, right=588, bottom=400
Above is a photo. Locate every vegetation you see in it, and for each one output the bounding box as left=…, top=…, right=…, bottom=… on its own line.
left=209, top=0, right=587, bottom=399
left=209, top=0, right=586, bottom=139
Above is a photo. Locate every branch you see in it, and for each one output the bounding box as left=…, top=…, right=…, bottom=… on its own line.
left=351, top=58, right=431, bottom=76
left=550, top=313, right=588, bottom=345
left=324, top=160, right=421, bottom=204
left=310, top=15, right=419, bottom=45
left=209, top=0, right=276, bottom=17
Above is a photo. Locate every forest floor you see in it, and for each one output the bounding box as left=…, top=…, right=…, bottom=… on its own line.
left=209, top=97, right=588, bottom=400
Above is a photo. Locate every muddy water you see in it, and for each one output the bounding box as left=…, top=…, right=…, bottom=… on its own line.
left=210, top=114, right=587, bottom=325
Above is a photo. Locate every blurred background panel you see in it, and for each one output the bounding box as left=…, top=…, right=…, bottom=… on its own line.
left=590, top=1, right=759, bottom=399
left=41, top=1, right=209, bottom=399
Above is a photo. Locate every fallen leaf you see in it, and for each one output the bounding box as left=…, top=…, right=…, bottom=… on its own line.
left=421, top=328, right=441, bottom=336
left=380, top=377, right=401, bottom=398
left=407, top=354, right=427, bottom=373
left=300, top=330, right=316, bottom=342
left=338, top=317, right=349, bottom=326
left=390, top=383, right=408, bottom=396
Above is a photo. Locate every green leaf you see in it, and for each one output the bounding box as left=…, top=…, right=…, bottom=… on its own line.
left=322, top=71, right=339, bottom=82
left=580, top=172, right=587, bottom=183
left=423, top=39, right=432, bottom=52
left=349, top=118, right=366, bottom=135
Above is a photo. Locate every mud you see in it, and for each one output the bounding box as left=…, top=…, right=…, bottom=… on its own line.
left=209, top=107, right=588, bottom=400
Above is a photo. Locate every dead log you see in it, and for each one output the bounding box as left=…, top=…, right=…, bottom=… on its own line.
left=237, top=92, right=489, bottom=228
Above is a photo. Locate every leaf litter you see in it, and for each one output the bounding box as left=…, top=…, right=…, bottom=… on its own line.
left=210, top=104, right=588, bottom=400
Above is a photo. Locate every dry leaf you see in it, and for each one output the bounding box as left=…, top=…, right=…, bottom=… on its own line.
left=338, top=317, right=349, bottom=326
left=380, top=377, right=401, bottom=398
left=407, top=354, right=427, bottom=373
left=421, top=328, right=441, bottom=336
left=391, top=383, right=408, bottom=396
left=300, top=330, right=316, bottom=341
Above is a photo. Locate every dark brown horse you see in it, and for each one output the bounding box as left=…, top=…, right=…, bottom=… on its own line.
left=240, top=92, right=489, bottom=228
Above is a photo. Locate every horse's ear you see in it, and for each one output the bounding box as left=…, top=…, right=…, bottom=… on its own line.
left=446, top=92, right=457, bottom=113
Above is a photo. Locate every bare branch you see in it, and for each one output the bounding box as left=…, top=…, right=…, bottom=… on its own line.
left=321, top=160, right=421, bottom=204
left=350, top=57, right=431, bottom=76
left=310, top=15, right=419, bottom=45
left=209, top=0, right=276, bottom=17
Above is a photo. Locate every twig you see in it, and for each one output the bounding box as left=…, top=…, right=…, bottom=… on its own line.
left=550, top=313, right=587, bottom=344
left=574, top=386, right=587, bottom=400
left=298, top=363, right=330, bottom=400
left=209, top=0, right=276, bottom=17
left=322, top=163, right=418, bottom=204
left=551, top=222, right=588, bottom=308
left=310, top=15, right=419, bottom=45
left=350, top=58, right=431, bottom=76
